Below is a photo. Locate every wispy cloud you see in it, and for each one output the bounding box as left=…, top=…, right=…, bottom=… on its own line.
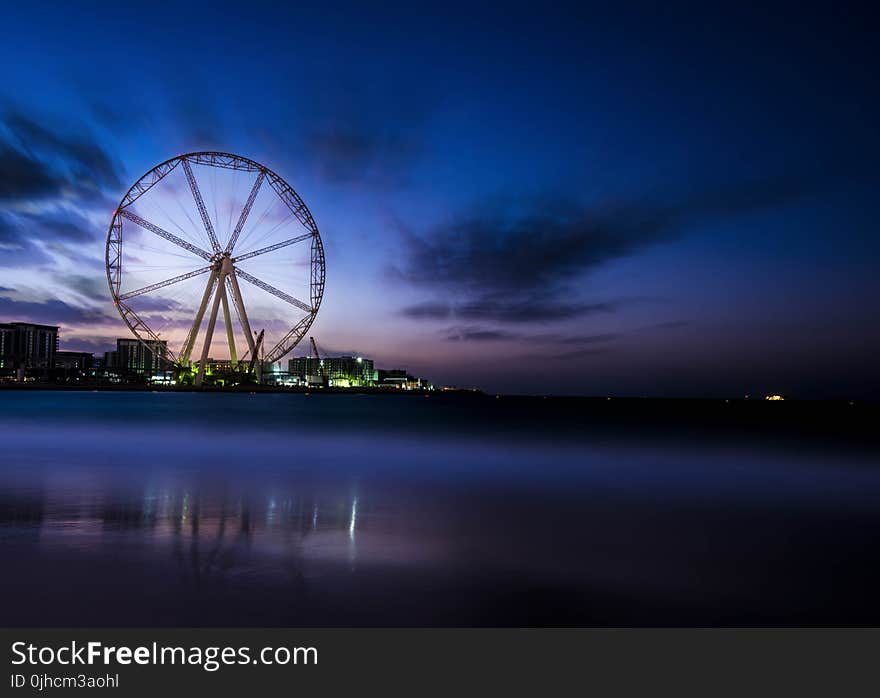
left=445, top=326, right=520, bottom=342
left=290, top=77, right=430, bottom=189
left=0, top=104, right=122, bottom=326
left=403, top=297, right=615, bottom=324
left=0, top=105, right=122, bottom=198
left=395, top=174, right=829, bottom=326
left=0, top=293, right=115, bottom=326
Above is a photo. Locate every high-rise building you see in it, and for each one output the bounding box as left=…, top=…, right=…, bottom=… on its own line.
left=104, top=338, right=168, bottom=375
left=0, top=322, right=59, bottom=371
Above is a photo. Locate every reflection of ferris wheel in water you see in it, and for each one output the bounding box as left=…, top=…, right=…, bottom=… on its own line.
left=105, top=152, right=325, bottom=385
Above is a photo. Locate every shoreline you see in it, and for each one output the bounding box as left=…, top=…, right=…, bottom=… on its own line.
left=0, top=382, right=454, bottom=396
left=0, top=381, right=875, bottom=403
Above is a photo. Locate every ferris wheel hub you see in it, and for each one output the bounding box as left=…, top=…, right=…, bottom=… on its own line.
left=105, top=151, right=326, bottom=386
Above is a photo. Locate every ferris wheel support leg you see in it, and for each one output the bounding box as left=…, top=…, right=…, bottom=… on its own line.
left=220, top=283, right=238, bottom=368
left=196, top=267, right=228, bottom=387
left=181, top=269, right=218, bottom=367
left=228, top=269, right=260, bottom=381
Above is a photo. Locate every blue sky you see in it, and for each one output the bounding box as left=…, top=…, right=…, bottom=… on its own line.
left=1, top=2, right=878, bottom=395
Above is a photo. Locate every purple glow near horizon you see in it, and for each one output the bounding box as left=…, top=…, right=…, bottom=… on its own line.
left=0, top=3, right=878, bottom=396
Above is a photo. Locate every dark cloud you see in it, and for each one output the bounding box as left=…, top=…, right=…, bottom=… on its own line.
left=0, top=214, right=18, bottom=244
left=58, top=274, right=109, bottom=300
left=521, top=322, right=689, bottom=360
left=0, top=294, right=115, bottom=326
left=396, top=174, right=828, bottom=324
left=291, top=76, right=429, bottom=188
left=0, top=105, right=123, bottom=204
left=401, top=301, right=451, bottom=320
left=58, top=335, right=116, bottom=354
left=402, top=297, right=614, bottom=323
left=2, top=109, right=121, bottom=191
left=306, top=120, right=421, bottom=186
left=0, top=247, right=52, bottom=268
left=22, top=209, right=97, bottom=243
left=0, top=209, right=97, bottom=269
left=457, top=297, right=614, bottom=323
left=430, top=319, right=679, bottom=360
left=445, top=327, right=520, bottom=342
left=444, top=327, right=615, bottom=344
left=0, top=216, right=53, bottom=267
left=441, top=326, right=622, bottom=346
left=0, top=107, right=111, bottom=276
left=0, top=145, right=60, bottom=201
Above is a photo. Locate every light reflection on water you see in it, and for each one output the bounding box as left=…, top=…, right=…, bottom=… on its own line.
left=1, top=391, right=880, bottom=626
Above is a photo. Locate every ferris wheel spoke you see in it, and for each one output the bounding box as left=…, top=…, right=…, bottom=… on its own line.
left=119, top=209, right=213, bottom=261
left=108, top=152, right=324, bottom=379
left=234, top=268, right=313, bottom=313
left=233, top=232, right=313, bottom=263
left=182, top=159, right=222, bottom=253
left=225, top=171, right=266, bottom=254
left=117, top=265, right=214, bottom=301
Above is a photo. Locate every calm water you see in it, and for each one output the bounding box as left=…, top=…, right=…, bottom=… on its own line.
left=1, top=391, right=879, bottom=626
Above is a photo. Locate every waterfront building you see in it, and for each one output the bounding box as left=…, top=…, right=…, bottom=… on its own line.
left=190, top=358, right=239, bottom=382
left=377, top=368, right=431, bottom=390
left=0, top=322, right=59, bottom=371
left=104, top=338, right=168, bottom=375
left=54, top=350, right=95, bottom=373
left=198, top=358, right=236, bottom=374
left=288, top=355, right=376, bottom=387
left=288, top=356, right=323, bottom=385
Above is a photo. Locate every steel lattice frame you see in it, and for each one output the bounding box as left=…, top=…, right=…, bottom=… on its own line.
left=105, top=151, right=325, bottom=380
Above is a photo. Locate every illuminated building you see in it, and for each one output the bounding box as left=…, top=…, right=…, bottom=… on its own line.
left=0, top=322, right=59, bottom=372
left=104, top=338, right=168, bottom=375
left=288, top=355, right=376, bottom=387
left=287, top=356, right=323, bottom=385
left=195, top=358, right=236, bottom=374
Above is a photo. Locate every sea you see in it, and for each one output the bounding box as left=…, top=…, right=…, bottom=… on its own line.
left=1, top=390, right=878, bottom=626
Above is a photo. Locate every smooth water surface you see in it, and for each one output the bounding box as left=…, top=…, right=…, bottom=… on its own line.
left=1, top=391, right=878, bottom=626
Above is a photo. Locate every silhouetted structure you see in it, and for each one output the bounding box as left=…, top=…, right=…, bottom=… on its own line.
left=104, top=338, right=168, bottom=376
left=55, top=350, right=94, bottom=371
left=0, top=322, right=58, bottom=373
left=378, top=368, right=430, bottom=390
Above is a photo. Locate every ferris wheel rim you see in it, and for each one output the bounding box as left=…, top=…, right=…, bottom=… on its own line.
left=104, top=151, right=325, bottom=370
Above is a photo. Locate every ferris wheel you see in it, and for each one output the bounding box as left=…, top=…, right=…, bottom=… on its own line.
left=105, top=152, right=325, bottom=385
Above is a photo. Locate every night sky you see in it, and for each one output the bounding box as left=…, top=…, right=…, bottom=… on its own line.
left=1, top=2, right=878, bottom=397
